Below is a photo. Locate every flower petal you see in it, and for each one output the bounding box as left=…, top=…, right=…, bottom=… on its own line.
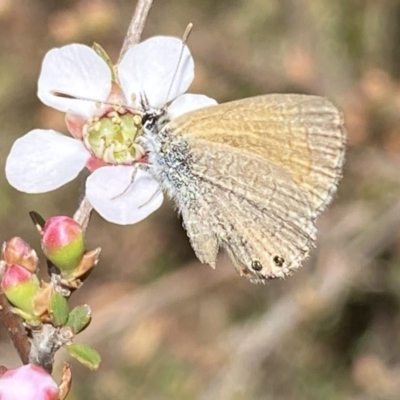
left=119, top=36, right=194, bottom=108
left=38, top=44, right=112, bottom=117
left=86, top=166, right=163, bottom=225
left=6, top=129, right=90, bottom=193
left=168, top=94, right=218, bottom=119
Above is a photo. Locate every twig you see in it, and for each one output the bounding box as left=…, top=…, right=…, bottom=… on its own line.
left=0, top=288, right=30, bottom=365
left=118, top=0, right=154, bottom=63
left=73, top=195, right=93, bottom=232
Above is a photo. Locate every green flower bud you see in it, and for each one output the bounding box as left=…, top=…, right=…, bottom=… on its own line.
left=41, top=216, right=85, bottom=276
left=1, top=264, right=40, bottom=317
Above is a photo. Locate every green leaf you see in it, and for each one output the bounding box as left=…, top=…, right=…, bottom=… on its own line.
left=92, top=42, right=117, bottom=82
left=66, top=304, right=92, bottom=334
left=29, top=211, right=46, bottom=232
left=50, top=292, right=69, bottom=326
left=66, top=343, right=101, bottom=370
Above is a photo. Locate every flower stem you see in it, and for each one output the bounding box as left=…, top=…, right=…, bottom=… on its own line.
left=118, top=0, right=154, bottom=63
left=73, top=196, right=93, bottom=233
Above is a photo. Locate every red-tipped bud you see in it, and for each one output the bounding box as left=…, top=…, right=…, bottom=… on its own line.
left=0, top=364, right=59, bottom=400
left=1, top=264, right=40, bottom=316
left=41, top=216, right=85, bottom=276
left=1, top=264, right=32, bottom=289
left=2, top=237, right=38, bottom=272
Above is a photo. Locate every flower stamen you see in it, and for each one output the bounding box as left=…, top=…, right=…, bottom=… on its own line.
left=82, top=106, right=145, bottom=165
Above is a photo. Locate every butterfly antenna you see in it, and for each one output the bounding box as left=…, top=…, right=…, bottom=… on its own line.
left=50, top=90, right=141, bottom=114
left=164, top=23, right=193, bottom=105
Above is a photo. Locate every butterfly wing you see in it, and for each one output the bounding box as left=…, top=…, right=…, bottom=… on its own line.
left=168, top=94, right=346, bottom=214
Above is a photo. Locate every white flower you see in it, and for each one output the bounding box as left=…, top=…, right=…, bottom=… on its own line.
left=5, top=36, right=217, bottom=224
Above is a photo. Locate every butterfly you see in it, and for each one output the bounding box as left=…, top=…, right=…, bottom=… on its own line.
left=140, top=93, right=346, bottom=283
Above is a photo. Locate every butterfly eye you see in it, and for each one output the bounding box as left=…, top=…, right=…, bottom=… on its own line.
left=142, top=108, right=167, bottom=130
left=141, top=112, right=156, bottom=129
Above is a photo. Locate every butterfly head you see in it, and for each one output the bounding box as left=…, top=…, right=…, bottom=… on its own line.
left=140, top=94, right=170, bottom=135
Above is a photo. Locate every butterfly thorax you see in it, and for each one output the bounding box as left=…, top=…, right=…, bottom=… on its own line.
left=142, top=107, right=200, bottom=206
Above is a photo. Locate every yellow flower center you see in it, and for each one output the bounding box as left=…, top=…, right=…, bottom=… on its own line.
left=83, top=108, right=145, bottom=164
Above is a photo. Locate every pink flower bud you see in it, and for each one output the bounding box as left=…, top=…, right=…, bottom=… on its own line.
left=0, top=364, right=59, bottom=400
left=1, top=264, right=32, bottom=289
left=41, top=216, right=85, bottom=276
left=1, top=265, right=40, bottom=316
left=2, top=237, right=38, bottom=272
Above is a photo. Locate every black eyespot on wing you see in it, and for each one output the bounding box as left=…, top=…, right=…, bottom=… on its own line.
left=273, top=256, right=285, bottom=267
left=251, top=260, right=263, bottom=271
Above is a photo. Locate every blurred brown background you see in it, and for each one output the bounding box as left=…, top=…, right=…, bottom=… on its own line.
left=2, top=0, right=400, bottom=399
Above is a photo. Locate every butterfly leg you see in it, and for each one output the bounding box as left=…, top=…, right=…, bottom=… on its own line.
left=110, top=162, right=149, bottom=200
left=138, top=187, right=162, bottom=209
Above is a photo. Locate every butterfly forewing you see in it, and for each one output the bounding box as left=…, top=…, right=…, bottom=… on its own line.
left=167, top=94, right=346, bottom=214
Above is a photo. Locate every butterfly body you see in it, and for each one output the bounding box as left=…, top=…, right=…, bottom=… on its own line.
left=142, top=94, right=346, bottom=282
